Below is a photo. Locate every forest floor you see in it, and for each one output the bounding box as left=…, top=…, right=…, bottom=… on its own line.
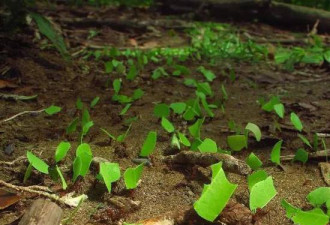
left=0, top=4, right=330, bottom=225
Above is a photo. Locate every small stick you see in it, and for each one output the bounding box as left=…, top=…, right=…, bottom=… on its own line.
left=0, top=180, right=81, bottom=207
left=0, top=109, right=45, bottom=124
left=280, top=149, right=330, bottom=161
left=0, top=156, right=26, bottom=166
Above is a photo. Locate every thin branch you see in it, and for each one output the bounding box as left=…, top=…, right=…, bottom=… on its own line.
left=0, top=109, right=45, bottom=124
left=0, top=156, right=27, bottom=166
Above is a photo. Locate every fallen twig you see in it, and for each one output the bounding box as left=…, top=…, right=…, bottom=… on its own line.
left=280, top=149, right=330, bottom=161
left=0, top=156, right=26, bottom=166
left=0, top=93, right=38, bottom=101
left=0, top=180, right=86, bottom=207
left=0, top=109, right=45, bottom=124
left=162, top=151, right=251, bottom=175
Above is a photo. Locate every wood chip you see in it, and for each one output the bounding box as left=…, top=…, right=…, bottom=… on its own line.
left=319, top=162, right=330, bottom=186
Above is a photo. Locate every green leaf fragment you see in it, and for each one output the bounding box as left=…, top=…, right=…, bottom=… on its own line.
left=132, top=88, right=144, bottom=100
left=249, top=176, right=277, bottom=212
left=30, top=13, right=69, bottom=59
left=283, top=197, right=329, bottom=225
left=56, top=165, right=67, bottom=190
left=290, top=112, right=303, bottom=132
left=27, top=151, right=49, bottom=174
left=188, top=118, right=204, bottom=139
left=161, top=117, right=175, bottom=133
left=82, top=121, right=94, bottom=136
left=270, top=140, right=283, bottom=166
left=154, top=103, right=170, bottom=118
left=113, top=79, right=121, bottom=94
left=247, top=170, right=268, bottom=191
left=294, top=148, right=308, bottom=163
left=198, top=138, right=218, bottom=153
left=178, top=132, right=191, bottom=147
left=297, top=134, right=312, bottom=148
left=246, top=153, right=263, bottom=170
left=124, top=163, right=144, bottom=189
left=55, top=141, right=71, bottom=163
left=307, top=187, right=330, bottom=207
left=227, top=135, right=246, bottom=151
left=45, top=105, right=62, bottom=115
left=274, top=103, right=285, bottom=118
left=76, top=98, right=83, bottom=110
left=140, top=131, right=157, bottom=157
left=127, top=64, right=138, bottom=80
left=198, top=66, right=216, bottom=82
left=245, top=122, right=261, bottom=141
left=170, top=102, right=186, bottom=114
left=262, top=96, right=280, bottom=112
left=90, top=96, right=100, bottom=108
left=194, top=162, right=237, bottom=222
left=100, top=162, right=121, bottom=193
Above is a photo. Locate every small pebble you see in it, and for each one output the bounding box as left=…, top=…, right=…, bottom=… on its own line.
left=4, top=143, right=15, bottom=155
left=132, top=157, right=152, bottom=166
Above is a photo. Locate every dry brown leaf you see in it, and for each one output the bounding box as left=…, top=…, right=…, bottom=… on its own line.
left=0, top=189, right=21, bottom=210
left=0, top=80, right=18, bottom=89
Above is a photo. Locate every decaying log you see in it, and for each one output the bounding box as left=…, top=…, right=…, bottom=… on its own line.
left=265, top=1, right=330, bottom=33
left=156, top=0, right=330, bottom=33
left=18, top=199, right=63, bottom=225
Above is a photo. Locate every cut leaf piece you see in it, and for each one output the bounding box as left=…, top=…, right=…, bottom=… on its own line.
left=262, top=96, right=280, bottom=112
left=100, top=162, right=121, bottom=193
left=55, top=141, right=71, bottom=163
left=294, top=148, right=308, bottom=163
left=171, top=133, right=180, bottom=149
left=290, top=112, right=303, bottom=132
left=270, top=140, right=283, bottom=166
left=281, top=199, right=300, bottom=218
left=292, top=208, right=329, bottom=225
left=45, top=105, right=61, bottom=115
left=274, top=103, right=285, bottom=118
left=56, top=165, right=67, bottom=190
left=245, top=123, right=261, bottom=142
left=170, top=102, right=186, bottom=114
left=113, top=79, right=121, bottom=94
left=27, top=151, right=49, bottom=174
left=161, top=117, right=175, bottom=133
left=194, top=162, right=237, bottom=222
left=124, top=163, right=144, bottom=189
left=297, top=134, right=312, bottom=148
left=247, top=170, right=268, bottom=191
left=227, top=135, right=246, bottom=151
left=140, top=131, right=157, bottom=157
left=307, top=187, right=330, bottom=207
left=154, top=104, right=170, bottom=118
left=188, top=118, right=204, bottom=139
left=249, top=176, right=277, bottom=212
left=246, top=153, right=263, bottom=170
left=90, top=96, right=100, bottom=108
left=178, top=132, right=191, bottom=147
left=198, top=138, right=217, bottom=153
